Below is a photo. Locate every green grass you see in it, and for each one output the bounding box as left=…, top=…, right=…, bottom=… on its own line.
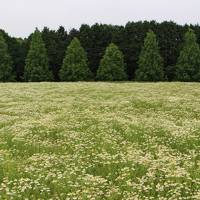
left=0, top=82, right=200, bottom=199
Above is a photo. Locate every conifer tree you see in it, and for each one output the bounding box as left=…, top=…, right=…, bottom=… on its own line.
left=96, top=43, right=127, bottom=81
left=176, top=29, right=200, bottom=81
left=24, top=28, right=52, bottom=81
left=59, top=37, right=91, bottom=81
left=135, top=30, right=164, bottom=81
left=0, top=32, right=15, bottom=82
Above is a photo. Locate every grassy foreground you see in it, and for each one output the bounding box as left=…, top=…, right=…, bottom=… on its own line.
left=0, top=82, right=199, bottom=200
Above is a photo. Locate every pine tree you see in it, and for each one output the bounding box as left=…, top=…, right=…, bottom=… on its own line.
left=135, top=30, right=164, bottom=81
left=42, top=26, right=69, bottom=81
left=0, top=32, right=15, bottom=82
left=96, top=43, right=127, bottom=81
left=24, top=28, right=52, bottom=81
left=59, top=37, right=91, bottom=81
left=176, top=29, right=200, bottom=81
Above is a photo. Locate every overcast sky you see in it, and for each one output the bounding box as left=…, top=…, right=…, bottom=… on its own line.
left=0, top=0, right=199, bottom=38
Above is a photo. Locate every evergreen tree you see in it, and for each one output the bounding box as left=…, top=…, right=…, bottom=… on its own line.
left=157, top=21, right=183, bottom=81
left=24, top=28, right=52, bottom=82
left=86, top=24, right=113, bottom=75
left=96, top=43, right=127, bottom=81
left=135, top=30, right=164, bottom=81
left=0, top=32, right=15, bottom=82
left=59, top=37, right=91, bottom=81
left=42, top=26, right=69, bottom=81
left=176, top=29, right=200, bottom=81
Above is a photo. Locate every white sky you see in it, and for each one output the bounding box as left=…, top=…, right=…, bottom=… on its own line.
left=0, top=0, right=199, bottom=38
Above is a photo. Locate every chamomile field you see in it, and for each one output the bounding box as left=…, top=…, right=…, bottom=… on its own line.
left=0, top=82, right=200, bottom=200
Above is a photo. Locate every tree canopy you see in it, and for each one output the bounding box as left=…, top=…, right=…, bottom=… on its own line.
left=24, top=29, right=52, bottom=82
left=2, top=21, right=200, bottom=82
left=97, top=43, right=127, bottom=81
left=0, top=32, right=15, bottom=82
left=176, top=29, right=200, bottom=81
left=59, top=37, right=92, bottom=81
left=136, top=30, right=164, bottom=81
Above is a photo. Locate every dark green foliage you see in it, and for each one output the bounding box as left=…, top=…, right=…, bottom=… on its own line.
left=97, top=43, right=127, bottom=81
left=176, top=29, right=200, bottom=81
left=0, top=32, right=15, bottom=82
left=59, top=37, right=92, bottom=81
left=136, top=30, right=164, bottom=81
left=165, top=66, right=176, bottom=81
left=2, top=21, right=200, bottom=82
left=42, top=26, right=69, bottom=81
left=0, top=30, right=26, bottom=81
left=11, top=39, right=26, bottom=81
left=156, top=21, right=184, bottom=81
left=79, top=24, right=113, bottom=76
left=24, top=29, right=52, bottom=82
left=123, top=21, right=157, bottom=80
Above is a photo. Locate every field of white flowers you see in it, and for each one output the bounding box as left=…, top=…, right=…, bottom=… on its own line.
left=0, top=82, right=199, bottom=200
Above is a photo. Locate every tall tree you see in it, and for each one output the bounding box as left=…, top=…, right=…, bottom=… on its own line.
left=156, top=21, right=184, bottom=81
left=96, top=43, right=127, bottom=81
left=1, top=21, right=200, bottom=82
left=0, top=32, right=15, bottom=82
left=123, top=21, right=157, bottom=80
left=86, top=24, right=113, bottom=75
left=0, top=29, right=26, bottom=81
left=176, top=29, right=200, bottom=81
left=135, top=30, right=164, bottom=81
left=24, top=28, right=52, bottom=82
left=59, top=37, right=92, bottom=81
left=42, top=26, right=69, bottom=81
left=12, top=39, right=26, bottom=81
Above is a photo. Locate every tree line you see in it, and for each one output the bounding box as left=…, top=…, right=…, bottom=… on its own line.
left=1, top=21, right=200, bottom=82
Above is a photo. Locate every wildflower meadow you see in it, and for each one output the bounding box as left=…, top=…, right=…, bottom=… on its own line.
left=0, top=82, right=199, bottom=199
